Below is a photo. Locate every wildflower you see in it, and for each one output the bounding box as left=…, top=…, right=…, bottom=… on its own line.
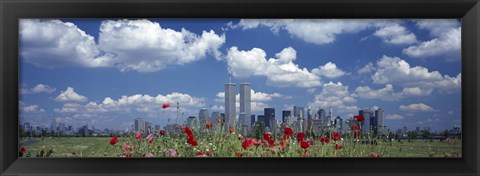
left=146, top=134, right=154, bottom=144
left=20, top=147, right=26, bottom=154
left=335, top=144, right=344, bottom=150
left=197, top=151, right=205, bottom=157
left=280, top=141, right=287, bottom=151
left=122, top=143, right=132, bottom=152
left=162, top=103, right=170, bottom=109
left=303, top=151, right=309, bottom=157
left=184, top=127, right=193, bottom=136
left=371, top=152, right=380, bottom=158
left=159, top=130, right=165, bottom=135
left=280, top=135, right=290, bottom=140
left=135, top=132, right=142, bottom=139
left=252, top=139, right=261, bottom=147
left=121, top=153, right=131, bottom=158
left=300, top=140, right=310, bottom=149
left=242, top=138, right=254, bottom=150
left=238, top=134, right=243, bottom=140
left=353, top=131, right=361, bottom=138
left=187, top=137, right=198, bottom=146
left=110, top=136, right=118, bottom=145
left=263, top=132, right=272, bottom=141
left=146, top=153, right=154, bottom=157
left=308, top=140, right=315, bottom=146
left=333, top=132, right=341, bottom=141
left=235, top=151, right=243, bottom=157
left=354, top=115, right=365, bottom=122
left=284, top=127, right=293, bottom=136
left=229, top=127, right=233, bottom=134
left=351, top=124, right=360, bottom=131
left=206, top=149, right=212, bottom=156
left=296, top=132, right=305, bottom=142
left=319, top=137, right=330, bottom=144
left=206, top=120, right=212, bottom=129
left=169, top=149, right=176, bottom=156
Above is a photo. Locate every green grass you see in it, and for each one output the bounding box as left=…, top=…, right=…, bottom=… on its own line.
left=19, top=134, right=461, bottom=158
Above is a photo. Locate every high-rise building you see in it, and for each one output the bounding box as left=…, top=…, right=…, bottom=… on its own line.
left=293, top=106, right=305, bottom=120
left=334, top=116, right=343, bottom=132
left=257, top=115, right=266, bottom=129
left=282, top=110, right=291, bottom=123
left=134, top=118, right=144, bottom=133
left=144, top=121, right=152, bottom=134
left=239, top=83, right=251, bottom=131
left=307, top=106, right=313, bottom=132
left=199, top=108, right=209, bottom=128
left=211, top=111, right=220, bottom=128
left=359, top=109, right=374, bottom=134
left=264, top=108, right=275, bottom=128
left=154, top=125, right=161, bottom=132
left=374, top=108, right=384, bottom=136
left=187, top=116, right=197, bottom=129
left=251, top=115, right=256, bottom=126
left=225, top=83, right=236, bottom=128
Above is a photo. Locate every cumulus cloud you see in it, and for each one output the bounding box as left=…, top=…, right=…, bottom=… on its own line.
left=54, top=87, right=88, bottom=102
left=312, top=62, right=346, bottom=78
left=225, top=46, right=322, bottom=88
left=234, top=19, right=417, bottom=45
left=19, top=101, right=46, bottom=113
left=309, top=82, right=358, bottom=115
left=386, top=114, right=404, bottom=120
left=20, top=19, right=226, bottom=72
left=399, top=103, right=434, bottom=112
left=371, top=55, right=461, bottom=94
left=353, top=84, right=402, bottom=101
left=358, top=62, right=375, bottom=74
left=20, top=84, right=56, bottom=94
left=403, top=19, right=461, bottom=59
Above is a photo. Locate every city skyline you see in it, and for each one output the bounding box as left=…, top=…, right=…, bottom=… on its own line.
left=19, top=19, right=461, bottom=132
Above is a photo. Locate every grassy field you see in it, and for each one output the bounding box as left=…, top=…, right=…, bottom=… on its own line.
left=19, top=133, right=461, bottom=158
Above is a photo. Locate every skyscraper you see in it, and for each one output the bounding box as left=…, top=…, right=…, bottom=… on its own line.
left=144, top=121, right=152, bottom=134
left=334, top=116, right=343, bottom=132
left=374, top=108, right=384, bottom=136
left=211, top=111, right=220, bottom=128
left=293, top=106, right=305, bottom=120
left=282, top=110, right=291, bottom=123
left=251, top=114, right=256, bottom=126
left=134, top=118, right=144, bottom=133
left=359, top=109, right=374, bottom=134
left=264, top=108, right=275, bottom=128
left=240, top=83, right=252, bottom=131
left=199, top=108, right=209, bottom=128
left=307, top=106, right=313, bottom=132
left=225, top=83, right=236, bottom=129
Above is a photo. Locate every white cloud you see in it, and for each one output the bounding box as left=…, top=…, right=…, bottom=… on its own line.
left=403, top=19, right=461, bottom=59
left=358, top=62, right=375, bottom=74
left=225, top=46, right=322, bottom=88
left=20, top=19, right=226, bottom=72
left=20, top=84, right=56, bottom=94
left=19, top=101, right=46, bottom=113
left=312, top=62, right=346, bottom=78
left=386, top=114, right=404, bottom=120
left=98, top=19, right=225, bottom=72
left=373, top=23, right=417, bottom=45
left=371, top=55, right=461, bottom=94
left=235, top=19, right=417, bottom=46
left=310, top=82, right=358, bottom=115
left=353, top=84, right=402, bottom=101
left=399, top=103, right=434, bottom=112
left=19, top=19, right=110, bottom=68
left=54, top=87, right=88, bottom=102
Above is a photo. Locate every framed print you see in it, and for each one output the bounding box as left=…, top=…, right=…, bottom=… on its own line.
left=1, top=0, right=479, bottom=176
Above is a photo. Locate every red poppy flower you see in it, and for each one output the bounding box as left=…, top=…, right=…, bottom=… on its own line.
left=184, top=127, right=193, bottom=136
left=110, top=136, right=118, bottom=145
left=300, top=140, right=310, bottom=149
left=252, top=139, right=262, bottom=147
left=122, top=153, right=131, bottom=158
left=159, top=130, right=165, bottom=135
left=229, top=127, right=233, bottom=133
left=206, top=149, right=212, bottom=156
left=242, top=138, right=254, bottom=150
left=280, top=141, right=287, bottom=151
left=197, top=151, right=204, bottom=156
left=135, top=132, right=142, bottom=139
left=309, top=140, right=315, bottom=146
left=235, top=151, right=243, bottom=157
left=351, top=124, right=360, bottom=131
left=371, top=152, right=380, bottom=158
left=284, top=127, right=293, bottom=136
left=267, top=139, right=275, bottom=147
left=205, top=121, right=212, bottom=129
left=187, top=137, right=198, bottom=146
left=20, top=147, right=26, bottom=154
left=335, top=144, right=344, bottom=150
left=280, top=135, right=290, bottom=140
left=354, top=115, right=365, bottom=122
left=320, top=137, right=330, bottom=144
left=162, top=103, right=170, bottom=109
left=333, top=132, right=341, bottom=141
left=296, top=132, right=305, bottom=142
left=263, top=132, right=272, bottom=141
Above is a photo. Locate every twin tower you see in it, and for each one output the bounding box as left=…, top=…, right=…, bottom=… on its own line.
left=225, top=82, right=251, bottom=132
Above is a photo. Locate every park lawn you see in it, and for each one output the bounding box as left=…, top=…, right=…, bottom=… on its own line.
left=19, top=136, right=461, bottom=158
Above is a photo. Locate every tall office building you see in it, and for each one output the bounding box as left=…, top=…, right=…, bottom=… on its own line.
left=134, top=118, right=144, bottom=133
left=334, top=116, right=343, bottom=132
left=293, top=106, right=305, bottom=120
left=187, top=116, right=197, bottom=129
left=359, top=109, right=374, bottom=134
left=144, top=121, right=152, bottom=134
left=199, top=108, right=209, bottom=128
left=240, top=83, right=252, bottom=131
left=374, top=108, right=384, bottom=136
left=282, top=110, right=291, bottom=123
left=251, top=115, right=256, bottom=126
left=211, top=111, right=220, bottom=128
left=225, top=83, right=236, bottom=129
left=307, top=106, right=313, bottom=132
left=264, top=108, right=275, bottom=129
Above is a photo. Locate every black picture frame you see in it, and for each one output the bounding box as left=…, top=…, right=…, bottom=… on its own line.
left=1, top=0, right=479, bottom=176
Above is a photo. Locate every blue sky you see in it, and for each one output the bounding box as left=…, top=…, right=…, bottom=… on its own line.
left=19, top=19, right=461, bottom=132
